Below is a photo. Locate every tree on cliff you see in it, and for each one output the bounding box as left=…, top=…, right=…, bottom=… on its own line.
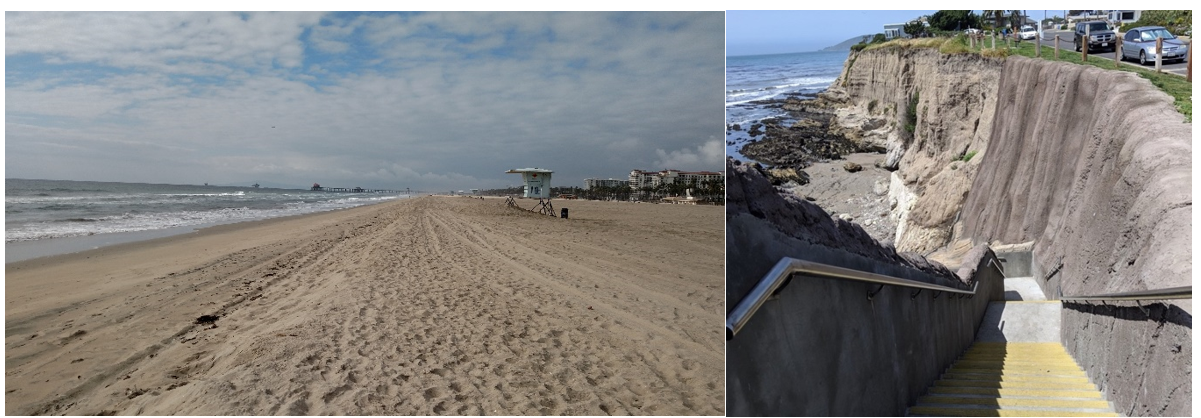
left=928, top=10, right=981, bottom=31
left=983, top=10, right=1007, bottom=31
left=903, top=19, right=929, bottom=38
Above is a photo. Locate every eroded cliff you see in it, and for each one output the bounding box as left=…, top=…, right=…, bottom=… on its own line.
left=824, top=48, right=1002, bottom=253
left=820, top=47, right=1191, bottom=416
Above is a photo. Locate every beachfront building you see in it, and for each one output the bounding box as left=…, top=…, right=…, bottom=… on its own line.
left=883, top=23, right=907, bottom=40
left=583, top=178, right=629, bottom=190
left=628, top=169, right=723, bottom=190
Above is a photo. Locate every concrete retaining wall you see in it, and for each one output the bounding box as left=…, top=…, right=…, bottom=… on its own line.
left=726, top=212, right=1004, bottom=416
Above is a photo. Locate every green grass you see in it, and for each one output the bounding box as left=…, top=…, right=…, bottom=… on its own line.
left=962, top=150, right=978, bottom=162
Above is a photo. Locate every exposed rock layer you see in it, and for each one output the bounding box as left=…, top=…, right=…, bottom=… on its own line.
left=827, top=48, right=1002, bottom=253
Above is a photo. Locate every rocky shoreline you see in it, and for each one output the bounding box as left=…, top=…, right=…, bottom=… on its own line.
left=727, top=89, right=898, bottom=244
left=728, top=93, right=871, bottom=170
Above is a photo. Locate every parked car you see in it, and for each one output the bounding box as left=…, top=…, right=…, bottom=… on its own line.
left=1019, top=25, right=1038, bottom=40
left=964, top=28, right=982, bottom=36
left=1074, top=21, right=1116, bottom=52
left=1121, top=26, right=1189, bottom=65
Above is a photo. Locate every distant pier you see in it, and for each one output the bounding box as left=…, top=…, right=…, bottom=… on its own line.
left=311, top=184, right=403, bottom=193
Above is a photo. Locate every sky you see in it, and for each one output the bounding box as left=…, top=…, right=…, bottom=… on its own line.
left=726, top=10, right=1073, bottom=56
left=5, top=12, right=725, bottom=191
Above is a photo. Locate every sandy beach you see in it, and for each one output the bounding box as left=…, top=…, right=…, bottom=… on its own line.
left=5, top=196, right=724, bottom=415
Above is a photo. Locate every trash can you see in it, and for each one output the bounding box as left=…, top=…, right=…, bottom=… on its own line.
left=560, top=208, right=569, bottom=219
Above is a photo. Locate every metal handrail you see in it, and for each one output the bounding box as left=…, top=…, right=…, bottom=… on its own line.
left=726, top=257, right=983, bottom=340
left=1060, top=286, right=1191, bottom=302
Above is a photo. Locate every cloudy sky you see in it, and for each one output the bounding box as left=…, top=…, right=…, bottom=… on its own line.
left=5, top=12, right=725, bottom=191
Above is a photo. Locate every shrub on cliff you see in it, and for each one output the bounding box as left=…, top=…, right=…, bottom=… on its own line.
left=980, top=48, right=1010, bottom=58
left=903, top=90, right=920, bottom=136
left=938, top=35, right=971, bottom=54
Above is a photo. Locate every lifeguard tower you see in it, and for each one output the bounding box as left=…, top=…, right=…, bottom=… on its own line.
left=505, top=168, right=555, bottom=216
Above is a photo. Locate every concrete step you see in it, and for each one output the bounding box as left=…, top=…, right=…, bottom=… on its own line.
left=929, top=386, right=1104, bottom=399
left=967, top=341, right=1068, bottom=351
left=917, top=395, right=1112, bottom=409
left=1004, top=276, right=1047, bottom=301
left=934, top=379, right=1099, bottom=391
left=953, top=360, right=1085, bottom=371
left=910, top=342, right=1115, bottom=417
left=942, top=371, right=1092, bottom=382
left=910, top=405, right=1118, bottom=416
left=975, top=302, right=1062, bottom=342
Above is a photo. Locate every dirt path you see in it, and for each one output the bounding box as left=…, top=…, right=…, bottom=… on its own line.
left=5, top=196, right=724, bottom=415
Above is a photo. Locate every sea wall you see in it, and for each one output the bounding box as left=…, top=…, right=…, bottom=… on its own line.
left=726, top=160, right=1005, bottom=416
left=825, top=48, right=1002, bottom=254
left=958, top=56, right=1192, bottom=416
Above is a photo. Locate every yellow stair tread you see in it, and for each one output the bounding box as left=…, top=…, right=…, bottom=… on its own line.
left=930, top=386, right=1104, bottom=399
left=944, top=371, right=1090, bottom=380
left=909, top=405, right=1118, bottom=417
left=934, top=380, right=1098, bottom=391
left=951, top=362, right=1085, bottom=369
left=918, top=395, right=1112, bottom=409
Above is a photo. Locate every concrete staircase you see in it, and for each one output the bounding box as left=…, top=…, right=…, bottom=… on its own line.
left=908, top=277, right=1118, bottom=417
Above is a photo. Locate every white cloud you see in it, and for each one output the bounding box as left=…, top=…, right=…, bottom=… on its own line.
left=653, top=138, right=724, bottom=170
left=5, top=12, right=724, bottom=190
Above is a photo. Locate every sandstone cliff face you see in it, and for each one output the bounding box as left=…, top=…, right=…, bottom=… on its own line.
left=825, top=48, right=1002, bottom=253
left=820, top=47, right=1191, bottom=416
left=958, top=56, right=1191, bottom=416
left=960, top=56, right=1191, bottom=293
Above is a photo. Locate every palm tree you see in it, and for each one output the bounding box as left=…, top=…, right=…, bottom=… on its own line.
left=983, top=10, right=1006, bottom=32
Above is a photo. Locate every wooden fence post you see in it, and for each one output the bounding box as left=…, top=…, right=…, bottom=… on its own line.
left=1115, top=38, right=1121, bottom=67
left=1036, top=30, right=1042, bottom=57
left=1155, top=36, right=1163, bottom=72
left=1083, top=25, right=1089, bottom=62
left=991, top=32, right=995, bottom=49
left=1055, top=35, right=1060, bottom=59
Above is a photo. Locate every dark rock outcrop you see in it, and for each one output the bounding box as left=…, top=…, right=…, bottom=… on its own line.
left=727, top=157, right=957, bottom=282
left=738, top=114, right=862, bottom=169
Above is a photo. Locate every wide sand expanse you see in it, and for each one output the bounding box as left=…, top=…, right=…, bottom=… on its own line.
left=5, top=196, right=724, bottom=415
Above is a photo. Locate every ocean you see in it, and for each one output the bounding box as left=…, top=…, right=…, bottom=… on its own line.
left=726, top=50, right=848, bottom=160
left=5, top=179, right=405, bottom=244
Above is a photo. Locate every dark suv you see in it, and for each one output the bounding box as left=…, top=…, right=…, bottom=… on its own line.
left=1074, top=21, right=1116, bottom=52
